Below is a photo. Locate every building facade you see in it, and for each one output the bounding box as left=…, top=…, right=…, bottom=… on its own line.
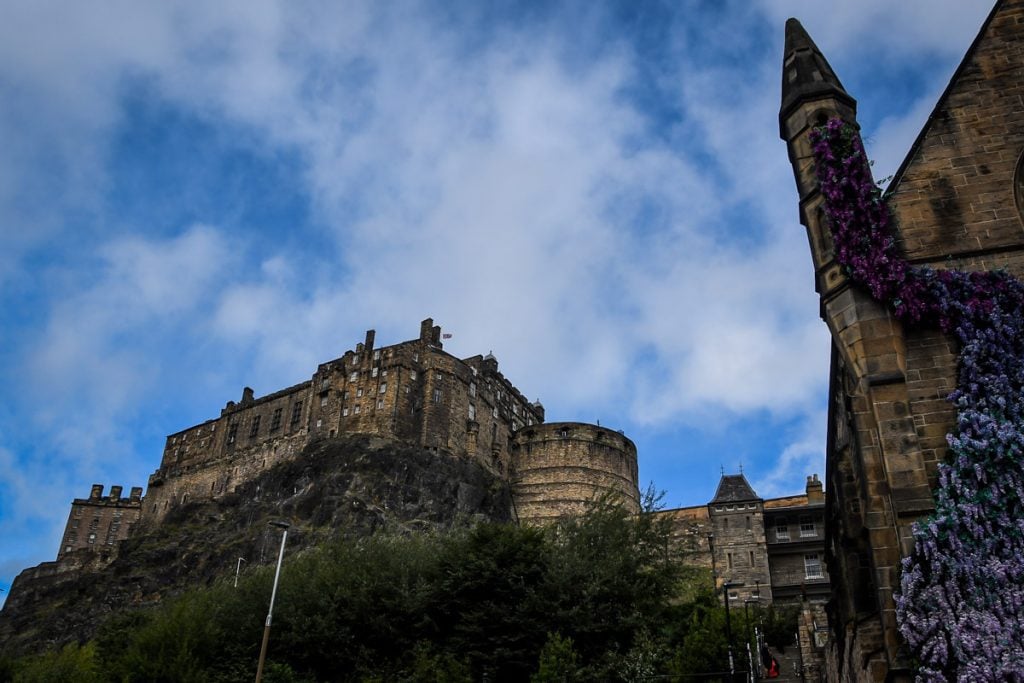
left=780, top=2, right=1024, bottom=680
left=51, top=317, right=641, bottom=564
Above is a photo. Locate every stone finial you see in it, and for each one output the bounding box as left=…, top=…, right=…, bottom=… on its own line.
left=779, top=18, right=856, bottom=133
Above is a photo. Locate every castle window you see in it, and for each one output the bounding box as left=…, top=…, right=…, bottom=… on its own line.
left=377, top=399, right=384, bottom=410
left=357, top=388, right=363, bottom=397
left=372, top=367, right=379, bottom=378
left=88, top=533, right=96, bottom=545
left=405, top=387, right=410, bottom=394
left=749, top=550, right=755, bottom=566
left=413, top=352, right=419, bottom=362
left=800, top=516, right=816, bottom=537
left=316, top=419, right=322, bottom=428
left=320, top=378, right=329, bottom=391
left=468, top=404, right=476, bottom=420
left=379, top=383, right=387, bottom=394
left=270, top=408, right=282, bottom=431
left=343, top=407, right=349, bottom=417
left=805, top=553, right=824, bottom=579
left=354, top=405, right=361, bottom=414
left=559, top=428, right=568, bottom=438
left=373, top=350, right=380, bottom=360
left=349, top=371, right=358, bottom=382
left=410, top=370, right=417, bottom=381
left=723, top=518, right=729, bottom=530
left=776, top=522, right=790, bottom=541
left=469, top=382, right=476, bottom=397
left=381, top=369, right=387, bottom=377
left=249, top=415, right=261, bottom=437
left=320, top=395, right=328, bottom=407
left=352, top=356, right=359, bottom=365
left=746, top=516, right=751, bottom=531
left=727, top=552, right=733, bottom=570
left=227, top=423, right=238, bottom=445
left=433, top=389, right=442, bottom=404
left=291, top=401, right=303, bottom=425
left=342, top=391, right=348, bottom=400
left=492, top=406, right=498, bottom=418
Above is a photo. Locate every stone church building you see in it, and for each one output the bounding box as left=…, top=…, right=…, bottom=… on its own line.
left=780, top=1, right=1024, bottom=680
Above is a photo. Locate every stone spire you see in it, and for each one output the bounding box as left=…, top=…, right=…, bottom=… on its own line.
left=779, top=18, right=856, bottom=136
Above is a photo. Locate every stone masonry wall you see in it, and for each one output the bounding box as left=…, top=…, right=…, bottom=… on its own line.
left=57, top=485, right=143, bottom=558
left=510, top=422, right=639, bottom=525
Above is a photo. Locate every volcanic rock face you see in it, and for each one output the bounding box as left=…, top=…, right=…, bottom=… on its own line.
left=0, top=435, right=512, bottom=655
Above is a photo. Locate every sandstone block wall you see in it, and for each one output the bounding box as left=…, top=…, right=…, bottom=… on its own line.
left=510, top=422, right=640, bottom=525
left=57, top=485, right=143, bottom=558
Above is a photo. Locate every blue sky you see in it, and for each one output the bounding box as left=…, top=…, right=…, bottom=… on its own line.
left=0, top=0, right=995, bottom=601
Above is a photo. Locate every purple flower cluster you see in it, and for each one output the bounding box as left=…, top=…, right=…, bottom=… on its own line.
left=810, top=118, right=1024, bottom=682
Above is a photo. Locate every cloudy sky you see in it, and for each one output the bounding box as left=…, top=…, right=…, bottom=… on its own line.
left=0, top=0, right=996, bottom=600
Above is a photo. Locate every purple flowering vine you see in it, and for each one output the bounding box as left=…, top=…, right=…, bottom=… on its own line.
left=810, top=118, right=1024, bottom=682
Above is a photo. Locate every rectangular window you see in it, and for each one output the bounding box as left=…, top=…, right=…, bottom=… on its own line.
left=469, top=382, right=476, bottom=397
left=320, top=378, right=329, bottom=391
left=433, top=388, right=442, bottom=404
left=290, top=401, right=303, bottom=425
left=805, top=553, right=824, bottom=579
left=468, top=404, right=476, bottom=420
left=410, top=370, right=417, bottom=381
left=227, top=423, right=238, bottom=444
left=372, top=367, right=379, bottom=378
left=377, top=399, right=384, bottom=410
left=343, top=407, right=349, bottom=417
left=352, top=356, right=359, bottom=365
left=373, top=350, right=380, bottom=360
left=357, top=388, right=363, bottom=397
left=746, top=516, right=751, bottom=531
left=727, top=552, right=733, bottom=570
left=354, top=405, right=361, bottom=414
left=381, top=369, right=387, bottom=377
left=800, top=516, right=816, bottom=537
left=749, top=550, right=755, bottom=566
left=379, top=383, right=387, bottom=394
left=316, top=418, right=322, bottom=428
left=436, top=372, right=442, bottom=380
left=350, top=371, right=358, bottom=382
left=249, top=415, right=261, bottom=437
left=775, top=522, right=790, bottom=541
left=270, top=408, right=282, bottom=431
left=493, top=405, right=498, bottom=418
left=320, top=395, right=328, bottom=407
left=413, top=352, right=419, bottom=362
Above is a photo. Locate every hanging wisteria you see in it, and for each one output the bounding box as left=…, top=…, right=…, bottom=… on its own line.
left=810, top=118, right=1024, bottom=682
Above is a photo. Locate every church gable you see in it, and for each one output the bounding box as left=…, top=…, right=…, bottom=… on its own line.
left=886, top=0, right=1024, bottom=264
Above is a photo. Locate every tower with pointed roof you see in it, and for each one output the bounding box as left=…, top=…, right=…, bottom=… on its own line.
left=780, top=2, right=1024, bottom=681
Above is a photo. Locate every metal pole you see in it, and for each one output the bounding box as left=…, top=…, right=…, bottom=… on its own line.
left=235, top=557, right=246, bottom=588
left=255, top=522, right=289, bottom=683
left=724, top=589, right=735, bottom=682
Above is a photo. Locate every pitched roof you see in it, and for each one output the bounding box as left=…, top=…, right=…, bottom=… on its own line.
left=710, top=474, right=760, bottom=504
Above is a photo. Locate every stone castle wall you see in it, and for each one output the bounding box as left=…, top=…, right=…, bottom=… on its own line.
left=510, top=422, right=640, bottom=525
left=57, top=485, right=143, bottom=558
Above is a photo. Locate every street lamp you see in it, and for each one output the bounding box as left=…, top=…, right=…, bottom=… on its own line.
left=235, top=557, right=247, bottom=588
left=722, top=580, right=744, bottom=682
left=255, top=521, right=290, bottom=683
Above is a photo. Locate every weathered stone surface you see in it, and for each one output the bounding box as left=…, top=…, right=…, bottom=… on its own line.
left=0, top=434, right=512, bottom=656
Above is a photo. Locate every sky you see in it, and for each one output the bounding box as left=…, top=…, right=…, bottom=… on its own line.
left=0, top=0, right=997, bottom=602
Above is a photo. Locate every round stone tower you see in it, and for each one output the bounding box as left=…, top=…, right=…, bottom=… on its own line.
left=510, top=422, right=640, bottom=525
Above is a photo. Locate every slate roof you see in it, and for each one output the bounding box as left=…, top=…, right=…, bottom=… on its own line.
left=710, top=474, right=761, bottom=504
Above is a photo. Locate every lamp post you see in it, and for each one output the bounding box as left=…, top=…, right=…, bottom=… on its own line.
left=255, top=521, right=290, bottom=683
left=235, top=557, right=247, bottom=588
left=722, top=580, right=744, bottom=682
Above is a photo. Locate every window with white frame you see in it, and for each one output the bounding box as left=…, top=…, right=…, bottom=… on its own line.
left=775, top=521, right=790, bottom=541
left=372, top=367, right=379, bottom=378
left=379, top=383, right=386, bottom=394
left=805, top=553, right=824, bottom=579
left=350, top=371, right=358, bottom=382
left=800, top=516, right=816, bottom=537
left=468, top=404, right=476, bottom=420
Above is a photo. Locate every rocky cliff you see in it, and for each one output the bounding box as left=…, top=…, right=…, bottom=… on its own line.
left=0, top=435, right=513, bottom=655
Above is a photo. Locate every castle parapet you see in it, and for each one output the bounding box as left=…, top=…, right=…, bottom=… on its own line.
left=56, top=483, right=144, bottom=560
left=510, top=422, right=640, bottom=525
